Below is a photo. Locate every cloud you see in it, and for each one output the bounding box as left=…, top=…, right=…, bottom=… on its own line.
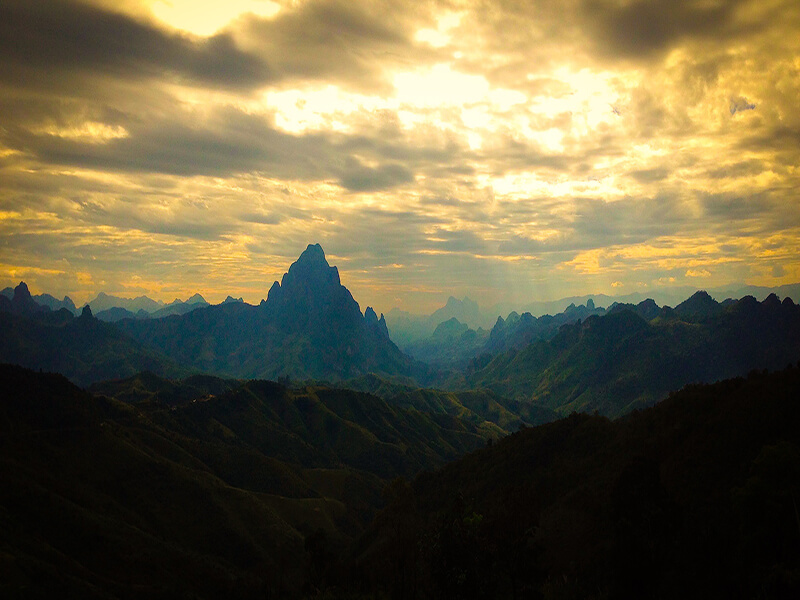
left=686, top=268, right=712, bottom=278
left=337, top=161, right=415, bottom=192
left=730, top=96, right=756, bottom=115
left=0, top=0, right=271, bottom=91
left=1, top=0, right=799, bottom=310
left=583, top=0, right=754, bottom=59
left=231, top=0, right=435, bottom=91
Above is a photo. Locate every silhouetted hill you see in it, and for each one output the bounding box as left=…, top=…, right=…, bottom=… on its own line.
left=119, top=244, right=415, bottom=381
left=674, top=290, right=721, bottom=320
left=94, top=305, right=149, bottom=322
left=88, top=291, right=165, bottom=314
left=0, top=364, right=493, bottom=598
left=355, top=365, right=800, bottom=599
left=32, top=292, right=78, bottom=314
left=0, top=304, right=188, bottom=386
left=3, top=282, right=48, bottom=315
left=469, top=295, right=800, bottom=416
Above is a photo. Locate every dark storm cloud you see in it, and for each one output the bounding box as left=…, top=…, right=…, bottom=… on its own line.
left=2, top=107, right=331, bottom=178
left=493, top=195, right=694, bottom=257
left=700, top=193, right=769, bottom=224
left=629, top=168, right=670, bottom=183
left=1, top=101, right=466, bottom=192
left=706, top=160, right=765, bottom=180
left=233, top=0, right=433, bottom=91
left=730, top=96, right=756, bottom=115
left=0, top=0, right=270, bottom=90
left=582, top=0, right=753, bottom=58
left=736, top=126, right=800, bottom=165
left=337, top=162, right=415, bottom=192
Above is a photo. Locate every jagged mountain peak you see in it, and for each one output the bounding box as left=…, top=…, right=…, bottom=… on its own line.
left=11, top=281, right=46, bottom=315
left=675, top=290, right=720, bottom=319
left=14, top=281, right=31, bottom=297
left=282, top=243, right=340, bottom=288
left=262, top=244, right=363, bottom=338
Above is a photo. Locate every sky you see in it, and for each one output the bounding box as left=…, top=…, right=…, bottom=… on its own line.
left=1, top=0, right=799, bottom=313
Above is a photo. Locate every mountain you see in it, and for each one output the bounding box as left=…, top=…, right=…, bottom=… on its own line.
left=400, top=300, right=607, bottom=368
left=95, top=306, right=149, bottom=322
left=32, top=292, right=78, bottom=314
left=485, top=300, right=607, bottom=354
left=88, top=291, right=165, bottom=314
left=485, top=283, right=800, bottom=320
left=1, top=282, right=48, bottom=315
left=0, top=364, right=493, bottom=598
left=150, top=293, right=209, bottom=318
left=118, top=244, right=415, bottom=381
left=93, top=295, right=210, bottom=321
left=403, top=318, right=490, bottom=366
left=0, top=303, right=188, bottom=386
left=355, top=365, right=800, bottom=599
left=385, top=296, right=493, bottom=347
left=468, top=293, right=800, bottom=417
left=430, top=296, right=488, bottom=328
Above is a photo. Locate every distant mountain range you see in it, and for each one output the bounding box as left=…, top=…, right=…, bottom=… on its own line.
left=468, top=291, right=800, bottom=417
left=112, top=244, right=412, bottom=382
left=0, top=283, right=189, bottom=386
left=385, top=283, right=800, bottom=347
left=3, top=248, right=800, bottom=420
left=1, top=246, right=412, bottom=385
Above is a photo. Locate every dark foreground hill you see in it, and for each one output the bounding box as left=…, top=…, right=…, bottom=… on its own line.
left=355, top=364, right=800, bottom=600
left=0, top=364, right=491, bottom=599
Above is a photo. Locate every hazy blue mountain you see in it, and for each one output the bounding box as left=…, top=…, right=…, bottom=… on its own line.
left=94, top=306, right=149, bottom=322
left=468, top=293, right=800, bottom=417
left=386, top=296, right=493, bottom=347
left=92, top=294, right=210, bottom=321
left=118, top=244, right=415, bottom=381
left=0, top=303, right=188, bottom=386
left=404, top=317, right=490, bottom=366
left=150, top=294, right=209, bottom=318
left=32, top=292, right=77, bottom=314
left=88, top=291, right=165, bottom=314
left=402, top=299, right=607, bottom=368
left=485, top=300, right=607, bottom=355
left=429, top=296, right=490, bottom=328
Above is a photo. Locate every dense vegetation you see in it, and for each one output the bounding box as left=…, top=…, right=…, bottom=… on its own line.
left=4, top=363, right=799, bottom=598
left=353, top=364, right=800, bottom=599
left=0, top=305, right=189, bottom=387
left=0, top=364, right=496, bottom=598
left=468, top=293, right=800, bottom=417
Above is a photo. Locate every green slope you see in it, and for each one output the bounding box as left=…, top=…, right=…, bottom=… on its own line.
left=469, top=296, right=800, bottom=417
left=356, top=365, right=800, bottom=599
left=0, top=364, right=494, bottom=598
